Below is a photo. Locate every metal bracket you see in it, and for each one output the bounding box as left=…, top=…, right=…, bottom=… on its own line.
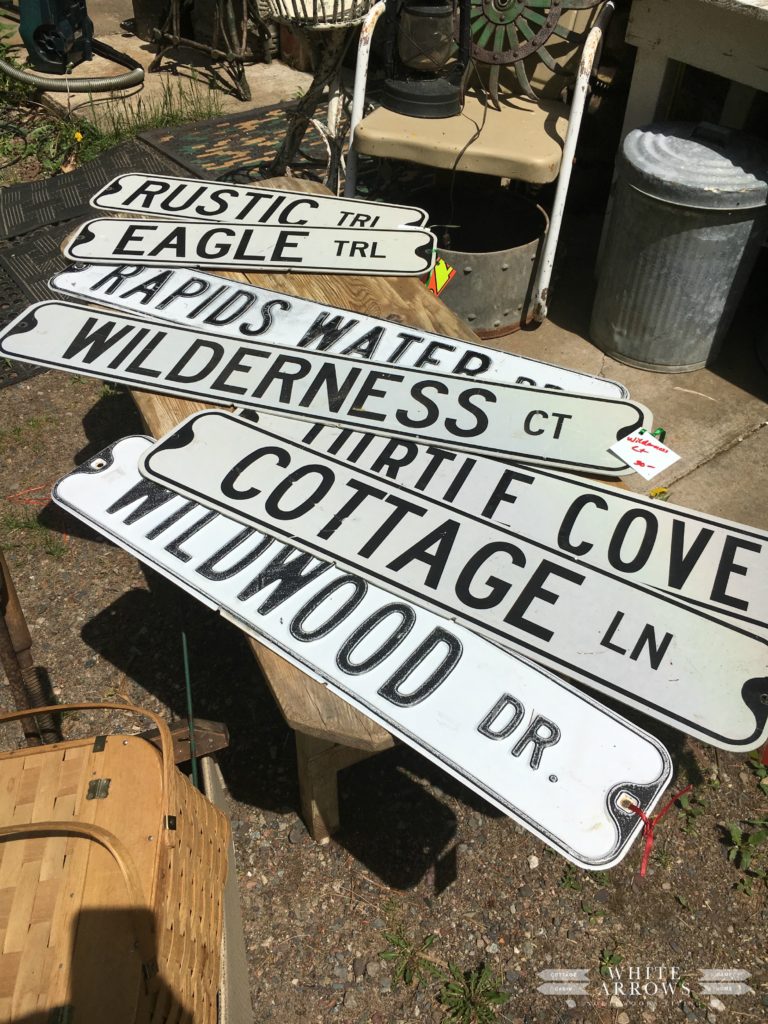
left=86, top=778, right=111, bottom=800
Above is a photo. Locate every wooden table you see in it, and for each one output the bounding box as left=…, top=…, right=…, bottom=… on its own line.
left=130, top=176, right=495, bottom=840
left=622, top=0, right=768, bottom=136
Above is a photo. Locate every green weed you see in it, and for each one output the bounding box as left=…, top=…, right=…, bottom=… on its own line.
left=599, top=947, right=622, bottom=979
left=380, top=930, right=443, bottom=988
left=439, top=963, right=508, bottom=1024
left=677, top=792, right=705, bottom=834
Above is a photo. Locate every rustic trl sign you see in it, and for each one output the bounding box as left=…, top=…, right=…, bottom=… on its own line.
left=139, top=411, right=768, bottom=751
left=256, top=415, right=768, bottom=631
left=54, top=435, right=673, bottom=869
left=64, top=218, right=437, bottom=276
left=90, top=173, right=429, bottom=230
left=0, top=302, right=650, bottom=475
left=51, top=263, right=627, bottom=397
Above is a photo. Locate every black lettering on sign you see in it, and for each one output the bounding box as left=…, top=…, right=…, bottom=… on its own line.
left=348, top=371, right=402, bottom=422
left=290, top=575, right=368, bottom=642
left=607, top=509, right=659, bottom=574
left=113, top=224, right=155, bottom=256
left=557, top=494, right=608, bottom=556
left=149, top=226, right=186, bottom=258
left=124, top=178, right=169, bottom=208
left=237, top=547, right=330, bottom=613
left=123, top=331, right=166, bottom=379
left=477, top=694, right=525, bottom=739
left=252, top=354, right=312, bottom=402
left=453, top=350, right=492, bottom=377
left=297, top=312, right=358, bottom=350
left=62, top=317, right=135, bottom=364
left=203, top=290, right=257, bottom=327
left=91, top=264, right=144, bottom=294
left=710, top=536, right=761, bottom=611
left=387, top=519, right=460, bottom=590
left=198, top=187, right=238, bottom=217
left=105, top=477, right=175, bottom=524
left=481, top=467, right=536, bottom=521
left=390, top=333, right=424, bottom=363
left=445, top=388, right=495, bottom=438
left=377, top=628, right=462, bottom=706
left=511, top=716, right=561, bottom=769
left=370, top=440, right=419, bottom=479
left=211, top=347, right=270, bottom=395
left=358, top=494, right=426, bottom=557
left=297, top=363, right=362, bottom=412
left=318, top=479, right=386, bottom=541
left=122, top=270, right=173, bottom=305
left=156, top=276, right=210, bottom=309
left=341, top=327, right=384, bottom=360
left=336, top=604, right=416, bottom=674
left=600, top=611, right=674, bottom=670
left=161, top=183, right=206, bottom=212
left=456, top=542, right=526, bottom=609
left=146, top=500, right=198, bottom=540
left=221, top=446, right=290, bottom=501
left=199, top=227, right=236, bottom=261
left=396, top=380, right=448, bottom=429
left=166, top=338, right=225, bottom=384
left=668, top=520, right=714, bottom=590
left=240, top=298, right=292, bottom=338
left=503, top=560, right=585, bottom=642
left=272, top=229, right=309, bottom=263
left=263, top=464, right=336, bottom=520
left=196, top=529, right=272, bottom=581
left=277, top=198, right=320, bottom=225
left=165, top=511, right=217, bottom=562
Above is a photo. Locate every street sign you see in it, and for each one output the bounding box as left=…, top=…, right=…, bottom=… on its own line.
left=50, top=262, right=628, bottom=398
left=90, top=173, right=428, bottom=230
left=139, top=411, right=768, bottom=751
left=63, top=218, right=436, bottom=276
left=53, top=435, right=673, bottom=869
left=0, top=302, right=649, bottom=475
left=265, top=416, right=768, bottom=631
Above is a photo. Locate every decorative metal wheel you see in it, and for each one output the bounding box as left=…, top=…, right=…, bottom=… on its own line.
left=467, top=0, right=603, bottom=97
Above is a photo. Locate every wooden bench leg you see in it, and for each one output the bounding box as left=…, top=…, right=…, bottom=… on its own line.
left=295, top=732, right=380, bottom=842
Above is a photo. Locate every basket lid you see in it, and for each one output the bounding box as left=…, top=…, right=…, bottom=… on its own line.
left=620, top=122, right=768, bottom=210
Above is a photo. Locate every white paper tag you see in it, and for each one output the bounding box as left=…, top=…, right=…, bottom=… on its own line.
left=609, top=431, right=680, bottom=480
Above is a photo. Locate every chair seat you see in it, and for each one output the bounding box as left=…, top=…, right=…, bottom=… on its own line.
left=354, top=93, right=569, bottom=183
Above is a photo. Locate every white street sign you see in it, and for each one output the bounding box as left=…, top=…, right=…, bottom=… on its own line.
left=261, top=416, right=768, bottom=631
left=139, top=411, right=768, bottom=751
left=90, top=173, right=428, bottom=230
left=53, top=435, right=673, bottom=869
left=0, top=302, right=649, bottom=475
left=63, top=218, right=436, bottom=276
left=51, top=262, right=628, bottom=398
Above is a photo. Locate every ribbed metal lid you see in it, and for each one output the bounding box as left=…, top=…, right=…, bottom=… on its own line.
left=620, top=122, right=768, bottom=210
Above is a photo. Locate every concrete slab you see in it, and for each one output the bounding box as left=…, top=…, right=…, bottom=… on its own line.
left=662, top=424, right=767, bottom=529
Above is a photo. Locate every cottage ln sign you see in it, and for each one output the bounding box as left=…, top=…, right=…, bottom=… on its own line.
left=64, top=218, right=436, bottom=276
left=53, top=435, right=673, bottom=869
left=139, top=411, right=768, bottom=751
left=90, top=173, right=429, bottom=230
left=51, top=262, right=628, bottom=398
left=262, top=417, right=768, bottom=631
left=0, top=302, right=649, bottom=475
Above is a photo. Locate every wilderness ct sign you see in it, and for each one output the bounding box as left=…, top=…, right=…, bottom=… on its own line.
left=90, top=173, right=429, bottom=230
left=140, top=411, right=768, bottom=751
left=54, top=435, right=673, bottom=869
left=260, top=416, right=768, bottom=631
left=51, top=262, right=628, bottom=398
left=63, top=218, right=437, bottom=276
left=0, top=302, right=649, bottom=475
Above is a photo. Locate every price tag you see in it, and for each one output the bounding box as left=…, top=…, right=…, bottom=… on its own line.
left=610, top=431, right=680, bottom=480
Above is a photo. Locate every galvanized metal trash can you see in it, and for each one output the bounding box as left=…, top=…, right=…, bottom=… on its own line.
left=591, top=122, right=768, bottom=372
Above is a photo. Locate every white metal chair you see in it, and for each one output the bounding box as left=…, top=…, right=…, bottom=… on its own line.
left=344, top=0, right=614, bottom=321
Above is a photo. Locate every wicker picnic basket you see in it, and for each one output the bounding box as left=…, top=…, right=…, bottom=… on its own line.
left=0, top=702, right=230, bottom=1023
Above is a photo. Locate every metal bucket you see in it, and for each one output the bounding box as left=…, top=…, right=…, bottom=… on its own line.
left=417, top=186, right=548, bottom=339
left=591, top=122, right=768, bottom=372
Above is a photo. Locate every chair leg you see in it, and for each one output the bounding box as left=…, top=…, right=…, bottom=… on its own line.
left=531, top=1, right=614, bottom=322
left=343, top=0, right=388, bottom=199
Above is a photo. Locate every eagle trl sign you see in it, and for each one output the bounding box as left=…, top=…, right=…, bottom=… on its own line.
left=63, top=218, right=437, bottom=276
left=0, top=302, right=649, bottom=475
left=53, top=435, right=673, bottom=869
left=90, top=173, right=429, bottom=230
left=258, top=416, right=768, bottom=631
left=139, top=411, right=768, bottom=751
left=50, top=262, right=628, bottom=398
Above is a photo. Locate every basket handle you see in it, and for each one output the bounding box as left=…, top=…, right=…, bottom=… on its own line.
left=0, top=820, right=157, bottom=968
left=0, top=703, right=176, bottom=832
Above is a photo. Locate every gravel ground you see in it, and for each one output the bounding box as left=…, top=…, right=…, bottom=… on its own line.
left=1, top=371, right=766, bottom=1024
